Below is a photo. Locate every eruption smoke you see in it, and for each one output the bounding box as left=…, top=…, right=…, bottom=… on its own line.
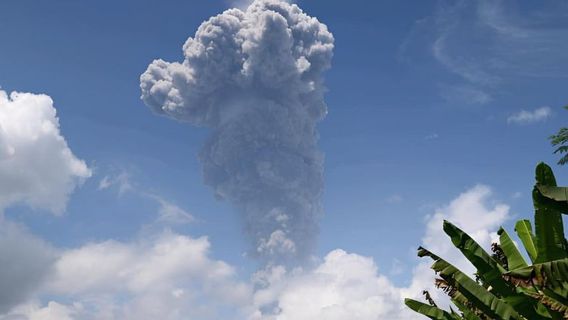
left=140, top=0, right=334, bottom=263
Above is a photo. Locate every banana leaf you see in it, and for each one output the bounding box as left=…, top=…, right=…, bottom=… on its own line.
left=536, top=290, right=568, bottom=318
left=498, top=227, right=528, bottom=270
left=418, top=247, right=524, bottom=320
left=533, top=163, right=568, bottom=263
left=537, top=185, right=568, bottom=203
left=536, top=185, right=568, bottom=213
left=451, top=299, right=483, bottom=320
left=437, top=225, right=546, bottom=320
left=404, top=299, right=460, bottom=320
left=506, top=258, right=568, bottom=298
left=443, top=221, right=511, bottom=295
left=514, top=219, right=538, bottom=263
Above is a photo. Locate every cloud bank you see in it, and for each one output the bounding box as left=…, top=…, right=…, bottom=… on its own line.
left=140, top=0, right=334, bottom=263
left=46, top=231, right=251, bottom=320
left=0, top=169, right=510, bottom=320
left=0, top=89, right=90, bottom=314
left=1, top=231, right=253, bottom=320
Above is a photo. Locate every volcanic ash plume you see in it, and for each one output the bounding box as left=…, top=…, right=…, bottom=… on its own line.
left=140, top=0, right=334, bottom=263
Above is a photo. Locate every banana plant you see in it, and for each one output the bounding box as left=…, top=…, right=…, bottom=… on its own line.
left=405, top=163, right=568, bottom=319
left=549, top=106, right=568, bottom=166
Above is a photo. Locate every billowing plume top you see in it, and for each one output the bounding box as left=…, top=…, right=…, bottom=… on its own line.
left=141, top=0, right=334, bottom=264
left=141, top=0, right=333, bottom=127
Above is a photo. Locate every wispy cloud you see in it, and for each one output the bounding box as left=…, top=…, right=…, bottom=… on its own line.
left=147, top=194, right=195, bottom=225
left=402, top=0, right=568, bottom=105
left=507, top=106, right=552, bottom=124
left=98, top=172, right=132, bottom=196
left=432, top=36, right=499, bottom=87
left=98, top=171, right=194, bottom=225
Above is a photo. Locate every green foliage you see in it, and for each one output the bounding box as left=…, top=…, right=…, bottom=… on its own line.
left=404, top=299, right=459, bottom=320
left=514, top=220, right=538, bottom=263
left=550, top=106, right=568, bottom=165
left=498, top=228, right=528, bottom=270
left=405, top=163, right=568, bottom=319
left=533, top=163, right=568, bottom=263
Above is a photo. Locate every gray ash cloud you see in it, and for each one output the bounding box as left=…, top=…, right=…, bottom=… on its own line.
left=140, top=0, right=334, bottom=263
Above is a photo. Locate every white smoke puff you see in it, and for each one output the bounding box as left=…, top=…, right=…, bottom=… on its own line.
left=0, top=90, right=91, bottom=214
left=140, top=0, right=334, bottom=263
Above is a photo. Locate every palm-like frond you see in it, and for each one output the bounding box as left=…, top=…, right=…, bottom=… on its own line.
left=405, top=163, right=568, bottom=319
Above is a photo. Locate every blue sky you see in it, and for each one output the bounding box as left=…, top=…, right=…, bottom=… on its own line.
left=0, top=0, right=566, bottom=319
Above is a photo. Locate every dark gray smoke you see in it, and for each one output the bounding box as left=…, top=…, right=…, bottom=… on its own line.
left=140, top=0, right=334, bottom=263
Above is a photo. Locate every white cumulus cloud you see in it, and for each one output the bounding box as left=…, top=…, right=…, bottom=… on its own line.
left=0, top=90, right=91, bottom=214
left=250, top=249, right=414, bottom=320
